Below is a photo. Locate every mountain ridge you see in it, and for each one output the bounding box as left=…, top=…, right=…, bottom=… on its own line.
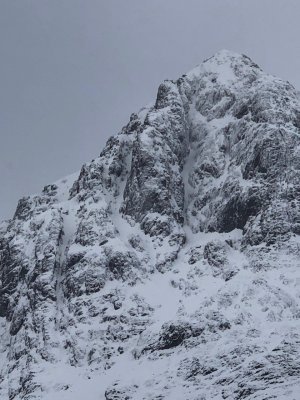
left=1, top=50, right=300, bottom=399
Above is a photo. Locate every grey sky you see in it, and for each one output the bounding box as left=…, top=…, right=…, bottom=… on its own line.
left=1, top=0, right=300, bottom=220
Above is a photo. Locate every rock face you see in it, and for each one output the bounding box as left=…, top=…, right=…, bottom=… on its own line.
left=1, top=50, right=300, bottom=399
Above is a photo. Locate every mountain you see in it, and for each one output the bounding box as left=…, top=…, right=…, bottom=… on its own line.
left=1, top=50, right=300, bottom=400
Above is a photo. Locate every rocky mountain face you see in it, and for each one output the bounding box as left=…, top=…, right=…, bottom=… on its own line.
left=1, top=50, right=300, bottom=399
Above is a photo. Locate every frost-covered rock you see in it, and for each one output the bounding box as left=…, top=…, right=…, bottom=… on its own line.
left=1, top=50, right=300, bottom=399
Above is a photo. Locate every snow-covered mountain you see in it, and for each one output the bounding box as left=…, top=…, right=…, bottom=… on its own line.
left=1, top=50, right=300, bottom=399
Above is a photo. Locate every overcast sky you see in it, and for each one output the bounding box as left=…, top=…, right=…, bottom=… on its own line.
left=1, top=0, right=300, bottom=220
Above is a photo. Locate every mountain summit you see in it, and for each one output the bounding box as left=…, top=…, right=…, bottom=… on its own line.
left=1, top=51, right=300, bottom=399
